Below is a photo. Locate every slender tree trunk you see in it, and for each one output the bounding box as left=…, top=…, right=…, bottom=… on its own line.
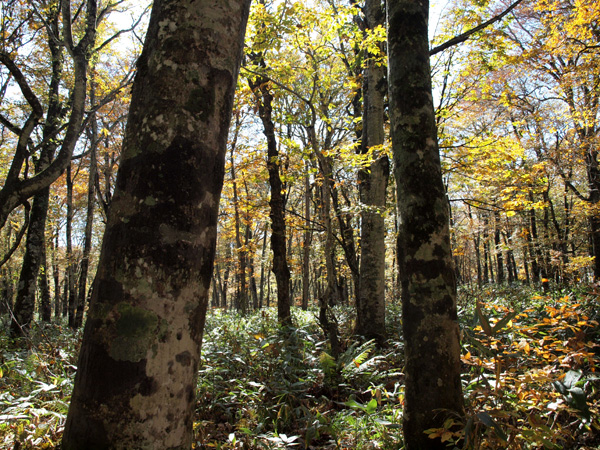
left=387, top=0, right=464, bottom=447
left=494, top=211, right=505, bottom=284
left=52, top=231, right=61, bottom=320
left=9, top=15, right=63, bottom=336
left=66, top=164, right=78, bottom=329
left=259, top=225, right=268, bottom=308
left=230, top=133, right=248, bottom=314
left=248, top=64, right=291, bottom=324
left=244, top=220, right=259, bottom=310
left=302, top=162, right=312, bottom=310
left=527, top=191, right=541, bottom=283
left=39, top=245, right=52, bottom=322
left=74, top=79, right=99, bottom=329
left=355, top=0, right=389, bottom=343
left=222, top=241, right=231, bottom=309
left=10, top=188, right=50, bottom=335
left=62, top=0, right=250, bottom=447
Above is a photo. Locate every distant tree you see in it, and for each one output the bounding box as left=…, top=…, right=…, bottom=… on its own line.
left=62, top=0, right=251, bottom=447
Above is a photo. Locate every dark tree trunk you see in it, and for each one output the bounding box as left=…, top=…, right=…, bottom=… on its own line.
left=387, top=0, right=464, bottom=447
left=302, top=162, right=312, bottom=310
left=10, top=187, right=51, bottom=335
left=248, top=62, right=291, bottom=325
left=494, top=211, right=505, bottom=284
left=0, top=0, right=96, bottom=230
left=230, top=125, right=248, bottom=314
left=9, top=12, right=63, bottom=336
left=66, top=163, right=78, bottom=329
left=39, top=245, right=52, bottom=322
left=52, top=231, right=61, bottom=320
left=62, top=0, right=250, bottom=447
left=245, top=225, right=259, bottom=310
left=74, top=79, right=100, bottom=329
left=259, top=225, right=268, bottom=308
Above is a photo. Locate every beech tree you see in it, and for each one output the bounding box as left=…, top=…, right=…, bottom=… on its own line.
left=355, top=0, right=389, bottom=343
left=387, top=0, right=464, bottom=448
left=62, top=0, right=251, bottom=447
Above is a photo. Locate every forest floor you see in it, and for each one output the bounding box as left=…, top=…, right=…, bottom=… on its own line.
left=0, top=284, right=599, bottom=449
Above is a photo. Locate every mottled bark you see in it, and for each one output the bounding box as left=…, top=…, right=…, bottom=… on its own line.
left=387, top=0, right=464, bottom=447
left=355, top=0, right=389, bottom=343
left=62, top=0, right=250, bottom=448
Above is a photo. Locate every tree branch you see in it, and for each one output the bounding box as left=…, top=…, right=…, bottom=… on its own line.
left=430, top=0, right=525, bottom=56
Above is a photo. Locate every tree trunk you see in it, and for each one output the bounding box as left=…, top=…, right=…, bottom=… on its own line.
left=66, top=163, right=78, bottom=329
left=248, top=64, right=291, bottom=325
left=387, top=0, right=464, bottom=447
left=52, top=231, right=61, bottom=320
left=302, top=161, right=312, bottom=310
left=230, top=128, right=248, bottom=314
left=355, top=0, right=389, bottom=343
left=75, top=80, right=99, bottom=329
left=0, top=0, right=96, bottom=230
left=494, top=211, right=505, bottom=284
left=259, top=225, right=268, bottom=308
left=39, top=245, right=52, bottom=322
left=9, top=15, right=63, bottom=336
left=62, top=0, right=250, bottom=447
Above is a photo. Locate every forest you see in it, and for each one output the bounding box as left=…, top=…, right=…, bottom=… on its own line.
left=0, top=0, right=599, bottom=448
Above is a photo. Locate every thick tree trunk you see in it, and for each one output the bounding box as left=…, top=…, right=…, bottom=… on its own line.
left=387, top=0, right=464, bottom=448
left=355, top=0, right=389, bottom=343
left=62, top=0, right=250, bottom=448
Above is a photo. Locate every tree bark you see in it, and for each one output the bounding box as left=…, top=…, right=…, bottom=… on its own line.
left=62, top=0, right=250, bottom=447
left=39, top=245, right=52, bottom=322
left=302, top=161, right=312, bottom=310
left=387, top=0, right=464, bottom=447
left=9, top=14, right=64, bottom=336
left=0, top=0, right=96, bottom=230
left=66, top=163, right=78, bottom=329
left=75, top=90, right=99, bottom=329
left=355, top=0, right=389, bottom=343
left=248, top=63, right=291, bottom=325
left=229, top=122, right=248, bottom=314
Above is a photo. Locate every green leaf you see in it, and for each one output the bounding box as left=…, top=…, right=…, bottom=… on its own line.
left=366, top=397, right=378, bottom=414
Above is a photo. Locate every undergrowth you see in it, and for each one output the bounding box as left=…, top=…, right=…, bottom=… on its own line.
left=0, top=285, right=598, bottom=449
